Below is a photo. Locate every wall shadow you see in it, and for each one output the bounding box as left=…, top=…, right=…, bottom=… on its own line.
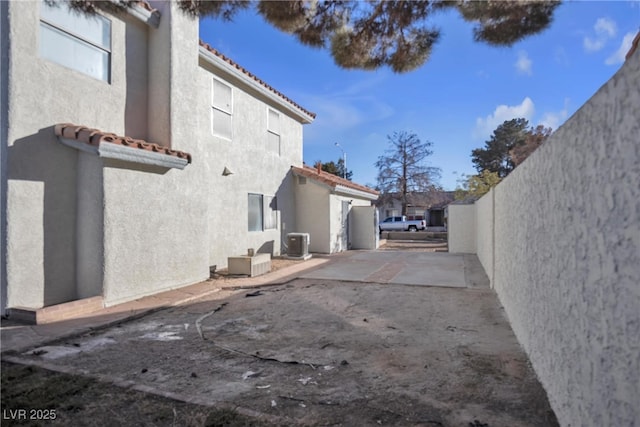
left=8, top=127, right=78, bottom=307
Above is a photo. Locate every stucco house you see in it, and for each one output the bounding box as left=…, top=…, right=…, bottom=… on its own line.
left=292, top=165, right=379, bottom=253
left=0, top=1, right=323, bottom=320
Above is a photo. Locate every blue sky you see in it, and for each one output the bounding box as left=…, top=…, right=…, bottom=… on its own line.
left=200, top=1, right=640, bottom=190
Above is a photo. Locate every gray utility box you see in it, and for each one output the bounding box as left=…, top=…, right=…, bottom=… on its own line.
left=227, top=253, right=271, bottom=277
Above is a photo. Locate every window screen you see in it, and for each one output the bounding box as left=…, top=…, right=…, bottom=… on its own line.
left=212, top=79, right=232, bottom=139
left=248, top=194, right=263, bottom=232
left=267, top=109, right=280, bottom=154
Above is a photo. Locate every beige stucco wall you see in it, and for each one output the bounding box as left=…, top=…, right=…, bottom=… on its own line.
left=294, top=180, right=374, bottom=254
left=1, top=0, right=9, bottom=315
left=447, top=204, right=476, bottom=253
left=475, top=188, right=494, bottom=285
left=5, top=1, right=134, bottom=308
left=4, top=1, right=311, bottom=308
left=197, top=55, right=304, bottom=269
left=295, top=179, right=330, bottom=254
left=448, top=50, right=640, bottom=426
left=329, top=193, right=370, bottom=253
left=101, top=2, right=209, bottom=305
left=351, top=205, right=378, bottom=250
left=491, top=51, right=640, bottom=427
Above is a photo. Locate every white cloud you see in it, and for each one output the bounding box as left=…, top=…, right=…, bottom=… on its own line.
left=473, top=97, right=535, bottom=140
left=300, top=77, right=395, bottom=143
left=605, top=32, right=636, bottom=65
left=515, top=51, right=533, bottom=75
left=583, top=17, right=618, bottom=52
left=595, top=17, right=617, bottom=37
left=539, top=99, right=570, bottom=130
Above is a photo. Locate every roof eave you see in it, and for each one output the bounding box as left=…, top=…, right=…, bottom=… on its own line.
left=334, top=185, right=379, bottom=201
left=127, top=3, right=160, bottom=28
left=199, top=46, right=315, bottom=124
left=58, top=137, right=189, bottom=170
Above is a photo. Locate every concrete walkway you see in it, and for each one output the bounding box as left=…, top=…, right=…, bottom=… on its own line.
left=0, top=257, right=330, bottom=354
left=302, top=251, right=489, bottom=289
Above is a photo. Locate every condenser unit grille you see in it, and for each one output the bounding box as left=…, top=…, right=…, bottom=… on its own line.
left=287, top=233, right=309, bottom=257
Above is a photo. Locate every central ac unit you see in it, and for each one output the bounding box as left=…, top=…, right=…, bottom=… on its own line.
left=287, top=233, right=311, bottom=259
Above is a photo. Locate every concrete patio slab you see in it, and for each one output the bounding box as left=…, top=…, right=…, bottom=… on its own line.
left=301, top=251, right=479, bottom=289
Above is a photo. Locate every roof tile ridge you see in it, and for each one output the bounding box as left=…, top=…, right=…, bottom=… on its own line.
left=198, top=40, right=316, bottom=119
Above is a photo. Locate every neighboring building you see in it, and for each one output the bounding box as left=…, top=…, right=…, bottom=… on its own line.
left=292, top=165, right=379, bottom=253
left=376, top=191, right=455, bottom=226
left=0, top=1, right=323, bottom=319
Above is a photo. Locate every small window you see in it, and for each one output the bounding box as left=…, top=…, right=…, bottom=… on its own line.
left=248, top=194, right=263, bottom=232
left=39, top=1, right=111, bottom=82
left=267, top=109, right=280, bottom=155
left=212, top=79, right=232, bottom=140
left=248, top=194, right=278, bottom=231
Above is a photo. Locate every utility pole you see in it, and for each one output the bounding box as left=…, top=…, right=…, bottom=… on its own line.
left=334, top=142, right=347, bottom=179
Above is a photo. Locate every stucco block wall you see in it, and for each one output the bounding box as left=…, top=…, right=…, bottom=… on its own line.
left=447, top=204, right=476, bottom=253
left=491, top=52, right=640, bottom=427
left=475, top=188, right=494, bottom=284
left=448, top=52, right=640, bottom=425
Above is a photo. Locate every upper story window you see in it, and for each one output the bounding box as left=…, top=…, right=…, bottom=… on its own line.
left=39, top=1, right=111, bottom=82
left=212, top=78, right=232, bottom=140
left=267, top=109, right=280, bottom=155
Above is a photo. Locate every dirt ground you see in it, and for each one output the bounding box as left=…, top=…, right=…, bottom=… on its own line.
left=1, top=361, right=268, bottom=426
left=5, top=285, right=556, bottom=425
left=1, top=240, right=558, bottom=426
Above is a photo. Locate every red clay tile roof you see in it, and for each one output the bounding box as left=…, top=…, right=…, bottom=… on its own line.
left=54, top=124, right=192, bottom=163
left=292, top=165, right=379, bottom=197
left=626, top=31, right=640, bottom=61
left=135, top=1, right=156, bottom=13
left=199, top=40, right=317, bottom=120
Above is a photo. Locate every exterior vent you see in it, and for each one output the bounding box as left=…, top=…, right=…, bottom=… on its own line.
left=298, top=176, right=307, bottom=185
left=287, top=233, right=310, bottom=258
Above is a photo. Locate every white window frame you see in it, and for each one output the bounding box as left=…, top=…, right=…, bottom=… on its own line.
left=267, top=108, right=280, bottom=155
left=248, top=193, right=278, bottom=232
left=39, top=1, right=112, bottom=82
left=211, top=78, right=233, bottom=140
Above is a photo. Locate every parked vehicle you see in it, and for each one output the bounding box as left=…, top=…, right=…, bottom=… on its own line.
left=379, top=216, right=426, bottom=232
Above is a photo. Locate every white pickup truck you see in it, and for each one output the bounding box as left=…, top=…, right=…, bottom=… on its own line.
left=379, top=216, right=426, bottom=232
